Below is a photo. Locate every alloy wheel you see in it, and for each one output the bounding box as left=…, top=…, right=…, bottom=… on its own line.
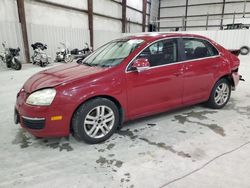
left=214, top=82, right=230, bottom=106
left=83, top=105, right=115, bottom=139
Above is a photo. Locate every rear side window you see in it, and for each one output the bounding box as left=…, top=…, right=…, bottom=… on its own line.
left=183, top=38, right=218, bottom=60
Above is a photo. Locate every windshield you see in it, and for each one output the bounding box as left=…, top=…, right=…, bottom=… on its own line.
left=82, top=39, right=144, bottom=67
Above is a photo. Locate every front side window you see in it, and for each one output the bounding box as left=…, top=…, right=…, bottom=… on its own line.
left=183, top=38, right=219, bottom=60
left=82, top=39, right=144, bottom=67
left=135, top=39, right=178, bottom=67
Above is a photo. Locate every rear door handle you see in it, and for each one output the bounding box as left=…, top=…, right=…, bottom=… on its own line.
left=174, top=68, right=184, bottom=77
left=212, top=64, right=219, bottom=68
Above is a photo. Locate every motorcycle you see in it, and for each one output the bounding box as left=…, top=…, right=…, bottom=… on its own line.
left=55, top=42, right=73, bottom=63
left=70, top=43, right=92, bottom=60
left=0, top=42, right=22, bottom=70
left=31, top=42, right=50, bottom=67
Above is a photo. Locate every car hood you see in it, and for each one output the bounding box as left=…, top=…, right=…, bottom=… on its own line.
left=23, top=63, right=106, bottom=93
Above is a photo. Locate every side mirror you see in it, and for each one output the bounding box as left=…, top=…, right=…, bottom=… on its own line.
left=132, top=58, right=150, bottom=72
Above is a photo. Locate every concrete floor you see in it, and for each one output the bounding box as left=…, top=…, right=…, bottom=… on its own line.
left=0, top=56, right=249, bottom=188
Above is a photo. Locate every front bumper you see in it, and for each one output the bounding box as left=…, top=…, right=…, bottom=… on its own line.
left=15, top=90, right=73, bottom=138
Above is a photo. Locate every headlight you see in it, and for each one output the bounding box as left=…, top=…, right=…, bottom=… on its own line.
left=26, top=88, right=56, bottom=106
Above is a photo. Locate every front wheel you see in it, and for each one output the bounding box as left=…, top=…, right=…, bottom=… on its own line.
left=12, top=59, right=22, bottom=70
left=64, top=54, right=73, bottom=63
left=207, top=78, right=231, bottom=109
left=72, top=98, right=120, bottom=144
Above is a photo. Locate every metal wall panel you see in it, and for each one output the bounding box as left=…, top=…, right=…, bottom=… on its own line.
left=176, top=30, right=250, bottom=49
left=161, top=7, right=186, bottom=17
left=0, top=22, right=25, bottom=62
left=93, top=0, right=121, bottom=19
left=122, top=30, right=250, bottom=50
left=127, top=8, right=143, bottom=23
left=160, top=0, right=250, bottom=31
left=94, top=30, right=122, bottom=49
left=161, top=0, right=186, bottom=7
left=188, top=5, right=222, bottom=15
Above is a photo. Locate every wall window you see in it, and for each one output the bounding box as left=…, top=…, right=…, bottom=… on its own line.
left=183, top=38, right=219, bottom=60
left=137, top=39, right=178, bottom=67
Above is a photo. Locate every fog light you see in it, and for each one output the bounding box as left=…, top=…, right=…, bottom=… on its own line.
left=51, top=116, right=63, bottom=121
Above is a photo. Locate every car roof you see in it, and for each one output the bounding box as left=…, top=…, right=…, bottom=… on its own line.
left=121, top=32, right=209, bottom=42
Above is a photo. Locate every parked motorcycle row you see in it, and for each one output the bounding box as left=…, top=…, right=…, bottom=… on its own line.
left=54, top=42, right=92, bottom=63
left=0, top=41, right=92, bottom=70
left=31, top=41, right=92, bottom=67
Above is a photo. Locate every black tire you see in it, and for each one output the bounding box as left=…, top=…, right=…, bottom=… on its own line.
left=72, top=98, right=120, bottom=144
left=13, top=59, right=22, bottom=70
left=64, top=55, right=73, bottom=63
left=240, top=46, right=250, bottom=55
left=207, top=78, right=231, bottom=109
left=6, top=61, right=11, bottom=68
left=40, top=61, right=46, bottom=67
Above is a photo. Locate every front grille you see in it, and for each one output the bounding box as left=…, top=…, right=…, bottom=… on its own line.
left=22, top=117, right=45, bottom=130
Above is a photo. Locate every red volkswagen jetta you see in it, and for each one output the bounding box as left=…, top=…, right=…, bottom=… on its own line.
left=15, top=33, right=241, bottom=144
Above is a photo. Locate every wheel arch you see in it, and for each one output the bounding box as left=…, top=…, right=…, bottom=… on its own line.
left=70, top=95, right=125, bottom=132
left=219, top=74, right=235, bottom=87
left=208, top=74, right=234, bottom=98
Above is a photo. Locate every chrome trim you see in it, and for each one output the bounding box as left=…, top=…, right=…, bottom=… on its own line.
left=125, top=36, right=220, bottom=73
left=22, top=116, right=45, bottom=121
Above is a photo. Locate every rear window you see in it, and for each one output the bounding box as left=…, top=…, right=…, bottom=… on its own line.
left=183, top=38, right=219, bottom=60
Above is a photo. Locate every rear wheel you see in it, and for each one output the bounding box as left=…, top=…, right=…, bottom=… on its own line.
left=72, top=98, right=120, bottom=144
left=207, top=78, right=231, bottom=109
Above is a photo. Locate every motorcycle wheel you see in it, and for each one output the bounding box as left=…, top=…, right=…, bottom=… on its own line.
left=6, top=61, right=12, bottom=68
left=40, top=61, right=45, bottom=67
left=64, top=55, right=73, bottom=63
left=12, top=59, right=22, bottom=70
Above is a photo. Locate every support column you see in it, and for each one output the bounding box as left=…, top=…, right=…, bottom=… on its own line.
left=87, top=0, right=94, bottom=49
left=220, top=0, right=226, bottom=30
left=17, top=0, right=30, bottom=63
left=157, top=0, right=161, bottom=31
left=184, top=0, right=188, bottom=31
left=122, top=0, right=127, bottom=33
left=142, top=0, right=147, bottom=32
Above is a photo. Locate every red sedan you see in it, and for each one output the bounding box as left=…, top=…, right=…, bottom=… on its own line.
left=15, top=33, right=241, bottom=144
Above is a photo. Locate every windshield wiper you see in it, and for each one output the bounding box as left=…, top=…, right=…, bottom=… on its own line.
left=82, top=62, right=93, bottom=66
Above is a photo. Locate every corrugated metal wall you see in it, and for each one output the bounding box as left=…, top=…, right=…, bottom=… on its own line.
left=179, top=30, right=250, bottom=49
left=1, top=0, right=150, bottom=63
left=0, top=22, right=25, bottom=61
left=159, top=0, right=250, bottom=31
left=123, top=30, right=250, bottom=50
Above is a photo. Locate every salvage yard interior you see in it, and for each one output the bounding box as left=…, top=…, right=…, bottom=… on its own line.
left=1, top=56, right=250, bottom=187
left=1, top=0, right=250, bottom=188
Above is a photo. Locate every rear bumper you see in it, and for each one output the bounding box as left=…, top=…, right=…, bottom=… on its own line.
left=232, top=72, right=240, bottom=87
left=231, top=72, right=244, bottom=90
